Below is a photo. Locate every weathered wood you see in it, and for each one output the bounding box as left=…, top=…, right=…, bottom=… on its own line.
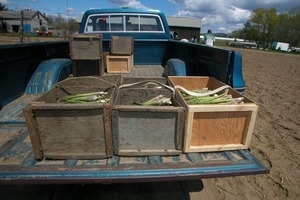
left=110, top=36, right=134, bottom=55
left=112, top=77, right=185, bottom=156
left=23, top=108, right=43, bottom=160
left=168, top=76, right=258, bottom=152
left=72, top=59, right=104, bottom=76
left=24, top=76, right=118, bottom=160
left=69, top=34, right=103, bottom=60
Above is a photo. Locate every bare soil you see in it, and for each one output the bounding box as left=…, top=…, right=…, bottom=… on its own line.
left=0, top=38, right=299, bottom=199
left=209, top=48, right=300, bottom=200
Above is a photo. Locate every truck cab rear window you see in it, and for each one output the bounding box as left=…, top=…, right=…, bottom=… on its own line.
left=84, top=14, right=164, bottom=33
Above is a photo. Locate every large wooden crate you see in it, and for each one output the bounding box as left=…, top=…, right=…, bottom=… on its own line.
left=168, top=76, right=258, bottom=152
left=112, top=78, right=185, bottom=156
left=69, top=34, right=103, bottom=60
left=23, top=76, right=118, bottom=160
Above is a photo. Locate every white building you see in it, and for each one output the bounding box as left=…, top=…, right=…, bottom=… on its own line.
left=0, top=11, right=48, bottom=33
left=272, top=42, right=290, bottom=51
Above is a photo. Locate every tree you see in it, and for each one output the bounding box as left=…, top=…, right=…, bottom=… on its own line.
left=242, top=20, right=257, bottom=41
left=46, top=14, right=79, bottom=36
left=0, top=3, right=8, bottom=11
left=288, top=7, right=300, bottom=47
left=232, top=6, right=300, bottom=48
left=250, top=8, right=277, bottom=48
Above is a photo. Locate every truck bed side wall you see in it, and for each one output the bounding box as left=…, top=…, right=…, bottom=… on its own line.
left=0, top=41, right=69, bottom=109
left=165, top=41, right=231, bottom=83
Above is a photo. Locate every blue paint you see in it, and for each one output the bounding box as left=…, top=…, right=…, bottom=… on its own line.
left=163, top=58, right=187, bottom=76
left=25, top=58, right=72, bottom=94
left=231, top=51, right=246, bottom=93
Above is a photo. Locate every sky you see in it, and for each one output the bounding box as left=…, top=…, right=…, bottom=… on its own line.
left=1, top=0, right=300, bottom=33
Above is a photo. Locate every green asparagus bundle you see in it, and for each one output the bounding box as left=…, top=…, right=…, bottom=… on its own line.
left=60, top=91, right=109, bottom=104
left=176, top=85, right=244, bottom=105
left=138, top=95, right=172, bottom=106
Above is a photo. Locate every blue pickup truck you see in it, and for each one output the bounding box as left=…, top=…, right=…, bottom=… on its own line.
left=0, top=8, right=268, bottom=184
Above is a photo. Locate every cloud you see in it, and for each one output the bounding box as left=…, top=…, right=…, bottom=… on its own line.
left=108, top=0, right=146, bottom=8
left=0, top=0, right=9, bottom=4
left=172, top=0, right=300, bottom=33
left=168, top=0, right=184, bottom=4
left=66, top=7, right=75, bottom=17
left=172, top=1, right=251, bottom=33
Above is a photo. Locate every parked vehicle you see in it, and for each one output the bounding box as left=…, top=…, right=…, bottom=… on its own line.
left=36, top=26, right=53, bottom=36
left=0, top=8, right=269, bottom=184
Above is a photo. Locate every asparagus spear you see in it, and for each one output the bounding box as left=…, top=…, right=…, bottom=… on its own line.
left=61, top=91, right=109, bottom=103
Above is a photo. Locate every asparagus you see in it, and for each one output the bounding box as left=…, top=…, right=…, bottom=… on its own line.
left=139, top=95, right=172, bottom=106
left=178, top=86, right=244, bottom=105
left=60, top=91, right=109, bottom=104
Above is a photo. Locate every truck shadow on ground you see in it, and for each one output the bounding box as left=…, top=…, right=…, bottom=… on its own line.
left=0, top=180, right=203, bottom=200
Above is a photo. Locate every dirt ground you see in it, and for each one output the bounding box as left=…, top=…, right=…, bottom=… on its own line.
left=0, top=39, right=299, bottom=199
left=210, top=48, right=300, bottom=200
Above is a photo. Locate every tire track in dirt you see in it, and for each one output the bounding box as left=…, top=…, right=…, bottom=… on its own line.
left=212, top=48, right=300, bottom=200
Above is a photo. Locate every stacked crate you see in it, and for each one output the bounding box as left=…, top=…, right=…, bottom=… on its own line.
left=106, top=36, right=134, bottom=73
left=69, top=34, right=104, bottom=76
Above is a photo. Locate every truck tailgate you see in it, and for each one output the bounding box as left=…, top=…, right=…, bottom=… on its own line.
left=0, top=124, right=269, bottom=184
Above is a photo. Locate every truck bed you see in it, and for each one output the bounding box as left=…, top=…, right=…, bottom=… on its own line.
left=0, top=65, right=269, bottom=184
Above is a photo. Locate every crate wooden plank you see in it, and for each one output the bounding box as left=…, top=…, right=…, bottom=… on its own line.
left=168, top=76, right=258, bottom=153
left=72, top=59, right=104, bottom=76
left=110, top=36, right=134, bottom=55
left=69, top=34, right=103, bottom=60
left=106, top=55, right=133, bottom=73
left=24, top=77, right=117, bottom=160
left=112, top=77, right=185, bottom=156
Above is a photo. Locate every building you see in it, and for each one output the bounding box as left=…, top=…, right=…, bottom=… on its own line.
left=166, top=17, right=202, bottom=41
left=0, top=10, right=48, bottom=33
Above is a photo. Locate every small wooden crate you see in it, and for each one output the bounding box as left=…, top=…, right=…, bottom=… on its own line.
left=168, top=76, right=258, bottom=152
left=69, top=34, right=103, bottom=60
left=112, top=78, right=185, bottom=156
left=106, top=55, right=133, bottom=73
left=110, top=36, right=134, bottom=55
left=23, top=76, right=118, bottom=160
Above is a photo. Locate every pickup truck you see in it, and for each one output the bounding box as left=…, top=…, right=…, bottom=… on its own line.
left=0, top=8, right=269, bottom=184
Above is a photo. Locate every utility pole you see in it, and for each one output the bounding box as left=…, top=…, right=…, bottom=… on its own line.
left=20, top=11, right=24, bottom=43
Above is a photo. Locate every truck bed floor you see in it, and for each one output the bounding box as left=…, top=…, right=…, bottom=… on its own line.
left=0, top=65, right=269, bottom=184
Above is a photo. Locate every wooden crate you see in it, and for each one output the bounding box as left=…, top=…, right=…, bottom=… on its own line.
left=106, top=55, right=133, bottom=73
left=23, top=76, right=118, bottom=160
left=110, top=36, right=134, bottom=55
left=72, top=59, right=104, bottom=76
left=112, top=78, right=185, bottom=156
left=102, top=51, right=109, bottom=70
left=69, top=34, right=103, bottom=60
left=168, top=76, right=258, bottom=152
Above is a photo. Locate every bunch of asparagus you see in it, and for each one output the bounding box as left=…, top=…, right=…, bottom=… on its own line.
left=175, top=85, right=244, bottom=105
left=138, top=95, right=172, bottom=106
left=60, top=91, right=109, bottom=104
